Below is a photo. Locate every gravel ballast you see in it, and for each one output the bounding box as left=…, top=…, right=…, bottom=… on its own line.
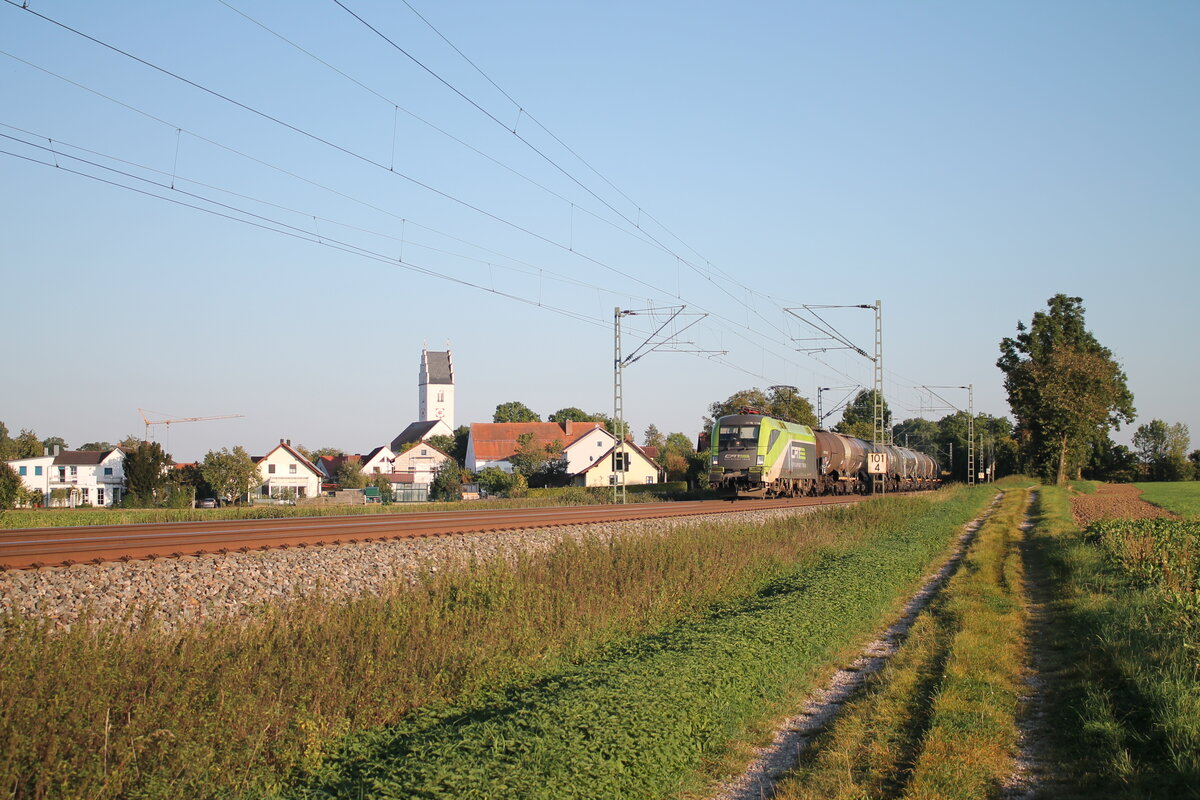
left=1, top=507, right=819, bottom=632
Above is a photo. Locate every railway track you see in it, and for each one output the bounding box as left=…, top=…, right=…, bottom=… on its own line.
left=0, top=495, right=870, bottom=571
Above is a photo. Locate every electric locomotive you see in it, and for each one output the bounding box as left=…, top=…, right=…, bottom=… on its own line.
left=708, top=410, right=940, bottom=498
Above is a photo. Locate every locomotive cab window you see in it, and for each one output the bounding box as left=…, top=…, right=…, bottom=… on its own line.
left=718, top=425, right=759, bottom=448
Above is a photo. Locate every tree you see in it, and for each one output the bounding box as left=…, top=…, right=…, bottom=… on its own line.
left=370, top=473, right=394, bottom=504
left=706, top=386, right=818, bottom=428
left=549, top=407, right=593, bottom=423
left=0, top=462, right=21, bottom=509
left=427, top=425, right=470, bottom=466
left=123, top=440, right=173, bottom=505
left=118, top=435, right=143, bottom=451
left=998, top=295, right=1135, bottom=485
left=335, top=459, right=367, bottom=489
left=476, top=466, right=524, bottom=497
left=1190, top=450, right=1200, bottom=476
left=0, top=422, right=13, bottom=461
left=833, top=390, right=889, bottom=441
left=171, top=462, right=215, bottom=502
left=493, top=401, right=540, bottom=423
left=306, top=446, right=346, bottom=459
left=429, top=461, right=464, bottom=501
left=643, top=424, right=666, bottom=453
left=41, top=435, right=68, bottom=453
left=508, top=432, right=564, bottom=479
left=1084, top=438, right=1140, bottom=483
left=13, top=429, right=42, bottom=458
left=200, top=447, right=261, bottom=504
left=78, top=441, right=116, bottom=452
left=1133, top=420, right=1192, bottom=481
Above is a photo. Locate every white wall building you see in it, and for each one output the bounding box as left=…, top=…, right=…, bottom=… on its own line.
left=7, top=448, right=127, bottom=507
left=254, top=440, right=323, bottom=501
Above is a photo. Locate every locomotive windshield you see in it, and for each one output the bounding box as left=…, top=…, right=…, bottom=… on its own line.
left=718, top=424, right=759, bottom=449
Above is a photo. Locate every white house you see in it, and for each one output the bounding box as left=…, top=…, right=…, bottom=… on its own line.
left=392, top=441, right=452, bottom=484
left=6, top=448, right=127, bottom=507
left=573, top=441, right=663, bottom=488
left=253, top=440, right=323, bottom=501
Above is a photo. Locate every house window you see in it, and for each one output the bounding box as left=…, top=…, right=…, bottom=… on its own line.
left=81, top=488, right=89, bottom=503
left=421, top=449, right=427, bottom=456
left=645, top=476, right=654, bottom=484
left=613, top=452, right=630, bottom=472
left=269, top=464, right=277, bottom=474
left=597, top=440, right=602, bottom=447
left=373, top=467, right=380, bottom=474
left=289, top=464, right=297, bottom=474
left=70, top=466, right=77, bottom=476
left=35, top=466, right=42, bottom=476
left=437, top=391, right=444, bottom=402
left=98, top=488, right=105, bottom=504
left=104, top=467, right=113, bottom=476
left=18, top=466, right=26, bottom=476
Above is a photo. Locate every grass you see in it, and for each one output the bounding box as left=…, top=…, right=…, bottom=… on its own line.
left=772, top=487, right=1029, bottom=800
left=1017, top=485, right=1200, bottom=798
left=0, top=488, right=991, bottom=799
left=1135, top=480, right=1200, bottom=518
left=0, top=487, right=691, bottom=529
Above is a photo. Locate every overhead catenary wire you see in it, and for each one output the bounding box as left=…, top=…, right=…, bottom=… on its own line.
left=2, top=2, right=938, bottom=407
left=1, top=5, right=817, bottom=383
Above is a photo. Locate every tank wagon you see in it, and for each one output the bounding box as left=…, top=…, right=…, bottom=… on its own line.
left=708, top=411, right=940, bottom=498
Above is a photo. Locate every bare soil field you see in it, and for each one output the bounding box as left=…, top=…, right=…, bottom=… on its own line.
left=1070, top=482, right=1177, bottom=528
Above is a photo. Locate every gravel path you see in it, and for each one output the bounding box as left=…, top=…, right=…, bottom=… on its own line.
left=0, top=506, right=819, bottom=633
left=706, top=493, right=1004, bottom=800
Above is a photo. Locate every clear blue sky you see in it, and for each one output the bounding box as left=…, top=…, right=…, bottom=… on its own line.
left=3, top=1, right=1197, bottom=462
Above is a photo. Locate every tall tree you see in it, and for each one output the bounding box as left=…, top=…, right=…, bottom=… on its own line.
left=41, top=435, right=68, bottom=453
left=998, top=295, right=1135, bottom=485
left=0, top=462, right=21, bottom=509
left=200, top=447, right=261, bottom=504
left=1132, top=419, right=1192, bottom=481
left=78, top=441, right=116, bottom=452
left=0, top=422, right=13, bottom=461
left=13, top=429, right=42, bottom=458
left=493, top=401, right=541, bottom=423
left=833, top=390, right=890, bottom=441
left=123, top=440, right=173, bottom=505
left=508, top=433, right=563, bottom=478
left=335, top=459, right=367, bottom=489
left=706, top=386, right=818, bottom=428
left=548, top=407, right=593, bottom=423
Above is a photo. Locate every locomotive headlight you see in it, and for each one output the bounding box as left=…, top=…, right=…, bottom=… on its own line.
left=756, top=455, right=765, bottom=466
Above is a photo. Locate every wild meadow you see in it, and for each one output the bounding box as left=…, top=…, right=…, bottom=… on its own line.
left=1135, top=480, right=1200, bottom=518
left=0, top=488, right=993, bottom=799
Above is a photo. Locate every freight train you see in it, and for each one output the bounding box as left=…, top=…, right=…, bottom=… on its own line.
left=708, top=411, right=940, bottom=498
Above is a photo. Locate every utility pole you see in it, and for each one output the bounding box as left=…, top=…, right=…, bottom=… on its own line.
left=919, top=385, right=974, bottom=486
left=613, top=306, right=719, bottom=504
left=786, top=301, right=882, bottom=489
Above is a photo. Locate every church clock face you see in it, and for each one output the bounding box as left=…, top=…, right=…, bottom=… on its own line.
left=436, top=408, right=445, bottom=417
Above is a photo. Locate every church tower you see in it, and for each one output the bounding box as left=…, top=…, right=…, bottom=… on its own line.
left=418, top=349, right=454, bottom=429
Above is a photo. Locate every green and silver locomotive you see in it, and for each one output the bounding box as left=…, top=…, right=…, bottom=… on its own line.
left=708, top=413, right=820, bottom=497
left=708, top=410, right=941, bottom=498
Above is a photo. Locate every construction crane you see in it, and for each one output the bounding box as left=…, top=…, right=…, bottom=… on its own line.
left=138, top=409, right=244, bottom=443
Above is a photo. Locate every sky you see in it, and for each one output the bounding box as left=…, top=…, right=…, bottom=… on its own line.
left=3, top=1, right=1197, bottom=463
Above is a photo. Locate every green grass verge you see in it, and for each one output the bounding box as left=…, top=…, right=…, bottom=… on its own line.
left=0, top=491, right=680, bottom=529
left=1135, top=480, right=1200, bottom=518
left=0, top=488, right=989, bottom=799
left=280, top=488, right=995, bottom=800
left=1069, top=479, right=1101, bottom=494
left=773, top=488, right=1028, bottom=800
left=1020, top=486, right=1200, bottom=798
